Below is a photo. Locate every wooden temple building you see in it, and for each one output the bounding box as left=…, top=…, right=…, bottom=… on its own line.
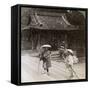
left=21, top=8, right=85, bottom=57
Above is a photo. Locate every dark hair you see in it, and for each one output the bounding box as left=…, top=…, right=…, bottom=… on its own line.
left=68, top=51, right=73, bottom=56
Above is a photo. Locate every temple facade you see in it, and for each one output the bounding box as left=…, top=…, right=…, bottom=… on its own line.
left=21, top=8, right=85, bottom=57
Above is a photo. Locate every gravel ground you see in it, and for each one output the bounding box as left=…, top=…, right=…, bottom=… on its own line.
left=21, top=50, right=86, bottom=83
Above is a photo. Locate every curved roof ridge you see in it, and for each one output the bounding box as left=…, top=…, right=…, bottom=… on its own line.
left=61, top=14, right=71, bottom=26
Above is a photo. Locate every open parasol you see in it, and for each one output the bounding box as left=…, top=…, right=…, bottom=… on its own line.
left=41, top=44, right=51, bottom=48
left=67, top=49, right=74, bottom=54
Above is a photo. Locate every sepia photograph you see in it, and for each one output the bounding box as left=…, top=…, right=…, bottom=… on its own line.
left=21, top=6, right=87, bottom=83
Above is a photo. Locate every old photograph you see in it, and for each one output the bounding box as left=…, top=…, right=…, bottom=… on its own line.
left=21, top=7, right=86, bottom=83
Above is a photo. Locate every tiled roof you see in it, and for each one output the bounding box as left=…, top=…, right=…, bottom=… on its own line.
left=21, top=8, right=84, bottom=31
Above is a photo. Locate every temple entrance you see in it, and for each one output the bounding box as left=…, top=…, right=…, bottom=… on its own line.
left=39, top=30, right=68, bottom=51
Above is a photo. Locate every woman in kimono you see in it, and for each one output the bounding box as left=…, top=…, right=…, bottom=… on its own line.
left=39, top=47, right=51, bottom=75
left=63, top=49, right=74, bottom=78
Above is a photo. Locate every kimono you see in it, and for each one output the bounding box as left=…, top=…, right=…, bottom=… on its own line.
left=43, top=50, right=51, bottom=69
left=39, top=50, right=51, bottom=70
left=65, top=55, right=74, bottom=67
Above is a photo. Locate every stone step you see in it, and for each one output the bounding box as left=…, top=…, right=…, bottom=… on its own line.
left=51, top=53, right=59, bottom=55
left=51, top=55, right=60, bottom=57
left=51, top=56, right=60, bottom=58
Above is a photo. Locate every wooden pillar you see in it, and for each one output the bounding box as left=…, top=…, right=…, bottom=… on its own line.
left=31, top=29, right=34, bottom=50
left=65, top=33, right=68, bottom=48
left=37, top=31, right=41, bottom=50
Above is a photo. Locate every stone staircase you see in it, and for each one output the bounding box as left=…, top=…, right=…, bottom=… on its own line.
left=50, top=51, right=61, bottom=61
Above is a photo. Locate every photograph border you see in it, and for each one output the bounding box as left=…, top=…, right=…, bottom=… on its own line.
left=18, top=4, right=88, bottom=85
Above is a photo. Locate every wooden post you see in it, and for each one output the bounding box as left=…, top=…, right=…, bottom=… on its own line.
left=37, top=31, right=41, bottom=50
left=65, top=33, right=68, bottom=48
left=31, top=29, right=34, bottom=50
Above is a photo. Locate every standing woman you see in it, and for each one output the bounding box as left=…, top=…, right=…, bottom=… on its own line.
left=43, top=48, right=51, bottom=75
left=39, top=45, right=51, bottom=75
